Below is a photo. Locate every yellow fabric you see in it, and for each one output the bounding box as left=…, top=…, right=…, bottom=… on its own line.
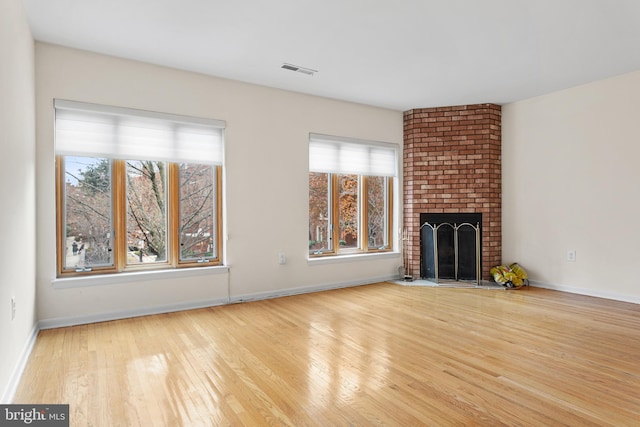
left=491, top=263, right=528, bottom=288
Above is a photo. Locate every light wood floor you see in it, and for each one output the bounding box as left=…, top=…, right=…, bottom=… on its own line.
left=14, top=283, right=640, bottom=426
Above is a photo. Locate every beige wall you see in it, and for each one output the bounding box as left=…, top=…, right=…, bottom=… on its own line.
left=502, top=70, right=640, bottom=302
left=0, top=0, right=37, bottom=402
left=34, top=43, right=403, bottom=325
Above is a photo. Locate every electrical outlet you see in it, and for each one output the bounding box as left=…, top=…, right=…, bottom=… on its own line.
left=11, top=297, right=16, bottom=321
left=567, top=250, right=576, bottom=262
left=278, top=252, right=286, bottom=265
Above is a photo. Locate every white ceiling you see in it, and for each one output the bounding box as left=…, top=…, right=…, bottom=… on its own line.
left=22, top=0, right=640, bottom=111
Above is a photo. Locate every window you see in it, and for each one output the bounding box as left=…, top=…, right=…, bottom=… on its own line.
left=309, top=134, right=396, bottom=256
left=55, top=100, right=224, bottom=276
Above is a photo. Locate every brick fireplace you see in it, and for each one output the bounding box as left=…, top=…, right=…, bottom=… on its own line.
left=403, top=104, right=501, bottom=280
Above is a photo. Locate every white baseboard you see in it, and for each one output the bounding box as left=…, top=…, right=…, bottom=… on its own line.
left=1, top=323, right=39, bottom=404
left=530, top=280, right=640, bottom=305
left=229, top=275, right=396, bottom=303
left=38, top=277, right=397, bottom=329
left=38, top=297, right=230, bottom=330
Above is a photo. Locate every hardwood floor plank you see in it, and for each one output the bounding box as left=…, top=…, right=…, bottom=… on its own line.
left=13, top=284, right=640, bottom=426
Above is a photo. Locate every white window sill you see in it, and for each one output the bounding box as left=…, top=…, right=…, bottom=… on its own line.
left=308, top=251, right=401, bottom=266
left=52, top=265, right=229, bottom=289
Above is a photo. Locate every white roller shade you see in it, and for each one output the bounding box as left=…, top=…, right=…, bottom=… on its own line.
left=309, top=134, right=397, bottom=177
left=55, top=99, right=225, bottom=165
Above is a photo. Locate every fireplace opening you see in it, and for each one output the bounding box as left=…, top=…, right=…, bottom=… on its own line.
left=420, top=213, right=482, bottom=284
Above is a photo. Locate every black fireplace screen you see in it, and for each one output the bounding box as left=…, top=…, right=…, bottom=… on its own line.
left=420, top=213, right=482, bottom=284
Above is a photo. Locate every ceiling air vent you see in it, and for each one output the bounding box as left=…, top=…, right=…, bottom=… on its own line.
left=281, top=63, right=317, bottom=76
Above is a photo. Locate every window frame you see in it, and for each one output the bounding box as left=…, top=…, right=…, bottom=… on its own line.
left=309, top=173, right=393, bottom=257
left=54, top=99, right=224, bottom=277
left=308, top=132, right=397, bottom=258
left=56, top=157, right=223, bottom=276
left=363, top=174, right=393, bottom=251
left=172, top=163, right=223, bottom=267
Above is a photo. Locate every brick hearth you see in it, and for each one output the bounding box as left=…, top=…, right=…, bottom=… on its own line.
left=403, top=104, right=501, bottom=280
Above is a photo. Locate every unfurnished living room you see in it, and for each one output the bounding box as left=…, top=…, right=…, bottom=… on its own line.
left=2, top=0, right=640, bottom=425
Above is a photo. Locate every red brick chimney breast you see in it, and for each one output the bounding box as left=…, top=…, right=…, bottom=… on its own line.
left=403, top=104, right=501, bottom=280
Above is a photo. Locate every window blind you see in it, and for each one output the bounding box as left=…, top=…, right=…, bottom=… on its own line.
left=54, top=99, right=225, bottom=165
left=309, top=133, right=397, bottom=177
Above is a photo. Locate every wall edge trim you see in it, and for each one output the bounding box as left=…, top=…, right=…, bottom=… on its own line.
left=39, top=277, right=397, bottom=329
left=1, top=323, right=39, bottom=404
left=530, top=280, right=640, bottom=305
left=229, top=276, right=396, bottom=303
left=38, top=297, right=230, bottom=330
